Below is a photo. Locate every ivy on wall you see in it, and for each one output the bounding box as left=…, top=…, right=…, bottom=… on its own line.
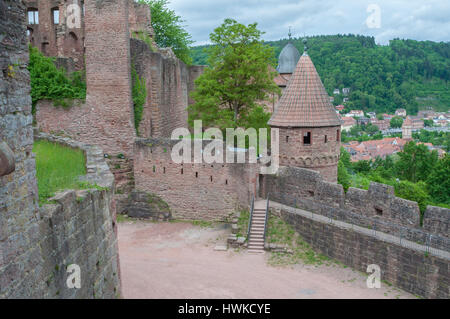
left=28, top=45, right=86, bottom=112
left=131, top=65, right=147, bottom=135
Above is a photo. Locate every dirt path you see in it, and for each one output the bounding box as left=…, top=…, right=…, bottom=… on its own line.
left=118, top=221, right=415, bottom=299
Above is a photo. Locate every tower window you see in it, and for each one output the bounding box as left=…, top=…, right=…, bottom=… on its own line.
left=303, top=132, right=311, bottom=145
left=52, top=8, right=60, bottom=25
left=286, top=136, right=289, bottom=143
left=324, top=135, right=328, bottom=143
left=336, top=129, right=340, bottom=141
left=28, top=9, right=39, bottom=25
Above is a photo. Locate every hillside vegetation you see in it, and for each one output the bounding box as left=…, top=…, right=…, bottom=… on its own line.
left=191, top=35, right=450, bottom=115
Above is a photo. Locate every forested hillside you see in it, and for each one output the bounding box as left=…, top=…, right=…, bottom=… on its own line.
left=191, top=35, right=450, bottom=115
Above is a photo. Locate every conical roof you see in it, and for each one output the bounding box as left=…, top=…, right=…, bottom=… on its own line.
left=276, top=42, right=300, bottom=74
left=269, top=53, right=342, bottom=127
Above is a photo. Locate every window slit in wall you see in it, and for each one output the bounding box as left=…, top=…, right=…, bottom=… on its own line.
left=210, top=176, right=213, bottom=182
left=195, top=172, right=198, bottom=178
left=225, top=179, right=228, bottom=185
left=286, top=136, right=289, bottom=143
left=163, top=167, right=165, bottom=174
left=152, top=165, right=155, bottom=173
left=324, top=135, right=327, bottom=143
left=181, top=168, right=183, bottom=174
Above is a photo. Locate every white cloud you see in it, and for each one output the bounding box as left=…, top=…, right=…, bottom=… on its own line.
left=166, top=0, right=450, bottom=45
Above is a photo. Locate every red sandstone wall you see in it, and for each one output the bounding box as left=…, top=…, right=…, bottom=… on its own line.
left=134, top=139, right=259, bottom=220
left=25, top=0, right=85, bottom=70
left=37, top=0, right=136, bottom=156
left=131, top=39, right=206, bottom=138
left=277, top=126, right=341, bottom=182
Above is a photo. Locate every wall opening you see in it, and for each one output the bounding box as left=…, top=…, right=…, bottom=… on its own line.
left=336, top=129, right=340, bottom=141
left=52, top=8, right=60, bottom=25
left=303, top=132, right=311, bottom=145
left=195, top=172, right=198, bottom=178
left=286, top=136, right=289, bottom=143
left=375, top=207, right=383, bottom=216
left=27, top=9, right=39, bottom=25
left=324, top=135, right=327, bottom=143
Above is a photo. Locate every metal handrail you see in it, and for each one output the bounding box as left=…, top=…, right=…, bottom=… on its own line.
left=247, top=193, right=255, bottom=240
left=263, top=193, right=270, bottom=241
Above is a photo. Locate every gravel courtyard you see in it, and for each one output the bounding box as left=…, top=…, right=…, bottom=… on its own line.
left=118, top=221, right=415, bottom=299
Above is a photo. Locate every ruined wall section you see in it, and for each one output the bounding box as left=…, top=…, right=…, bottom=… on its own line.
left=0, top=0, right=41, bottom=298
left=36, top=0, right=136, bottom=157
left=134, top=138, right=259, bottom=220
left=131, top=39, right=205, bottom=138
left=260, top=166, right=450, bottom=250
left=1, top=2, right=120, bottom=298
left=275, top=204, right=448, bottom=299
left=25, top=0, right=86, bottom=70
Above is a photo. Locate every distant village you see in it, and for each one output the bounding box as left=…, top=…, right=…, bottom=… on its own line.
left=330, top=88, right=449, bottom=162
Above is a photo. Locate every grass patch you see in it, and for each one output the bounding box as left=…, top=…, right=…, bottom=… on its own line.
left=236, top=209, right=250, bottom=239
left=266, top=214, right=331, bottom=267
left=34, top=140, right=88, bottom=205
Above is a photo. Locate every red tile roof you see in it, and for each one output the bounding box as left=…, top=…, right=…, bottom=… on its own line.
left=268, top=54, right=342, bottom=127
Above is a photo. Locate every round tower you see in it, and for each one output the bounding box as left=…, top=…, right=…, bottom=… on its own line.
left=268, top=40, right=342, bottom=183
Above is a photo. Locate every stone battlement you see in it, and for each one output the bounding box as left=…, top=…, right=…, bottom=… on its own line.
left=260, top=166, right=449, bottom=250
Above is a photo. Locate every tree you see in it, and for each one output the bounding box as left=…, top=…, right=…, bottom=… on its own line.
left=138, top=0, right=193, bottom=64
left=390, top=116, right=403, bottom=128
left=427, top=154, right=450, bottom=204
left=338, top=160, right=351, bottom=192
left=395, top=141, right=438, bottom=183
left=423, top=119, right=434, bottom=127
left=188, top=19, right=280, bottom=130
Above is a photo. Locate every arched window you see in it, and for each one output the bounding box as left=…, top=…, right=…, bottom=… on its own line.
left=27, top=9, right=39, bottom=25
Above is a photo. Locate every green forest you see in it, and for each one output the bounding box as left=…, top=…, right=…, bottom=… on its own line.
left=191, top=35, right=450, bottom=115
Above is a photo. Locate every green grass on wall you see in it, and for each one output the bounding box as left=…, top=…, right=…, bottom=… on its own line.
left=33, top=140, right=87, bottom=204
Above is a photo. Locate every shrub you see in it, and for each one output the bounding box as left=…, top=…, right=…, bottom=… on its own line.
left=131, top=65, right=147, bottom=135
left=28, top=45, right=86, bottom=112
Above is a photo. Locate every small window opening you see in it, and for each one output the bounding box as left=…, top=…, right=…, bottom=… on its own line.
left=152, top=165, right=155, bottom=173
left=28, top=9, right=39, bottom=25
left=181, top=168, right=183, bottom=174
left=225, top=179, right=228, bottom=185
left=52, top=8, right=59, bottom=25
left=324, top=135, right=327, bottom=143
left=336, top=129, right=340, bottom=141
left=286, top=136, right=289, bottom=143
left=375, top=207, right=383, bottom=216
left=195, top=172, right=198, bottom=178
left=308, top=190, right=314, bottom=197
left=210, top=176, right=213, bottom=182
left=163, top=167, right=165, bottom=174
left=303, top=132, right=311, bottom=145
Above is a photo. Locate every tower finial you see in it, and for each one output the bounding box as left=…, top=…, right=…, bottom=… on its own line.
left=302, top=37, right=308, bottom=56
left=288, top=26, right=292, bottom=41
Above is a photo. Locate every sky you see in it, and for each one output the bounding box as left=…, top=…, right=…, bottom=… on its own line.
left=166, top=0, right=450, bottom=46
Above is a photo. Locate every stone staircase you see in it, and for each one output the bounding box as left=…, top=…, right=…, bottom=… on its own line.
left=247, top=200, right=268, bottom=253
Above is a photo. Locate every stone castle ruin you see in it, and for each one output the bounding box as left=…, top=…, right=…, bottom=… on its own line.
left=0, top=0, right=448, bottom=299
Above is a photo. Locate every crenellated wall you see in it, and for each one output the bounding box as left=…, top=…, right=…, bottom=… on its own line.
left=133, top=138, right=259, bottom=220
left=260, top=166, right=449, bottom=249
left=260, top=165, right=449, bottom=298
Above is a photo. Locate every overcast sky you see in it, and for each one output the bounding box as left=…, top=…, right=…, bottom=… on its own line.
left=166, top=0, right=450, bottom=46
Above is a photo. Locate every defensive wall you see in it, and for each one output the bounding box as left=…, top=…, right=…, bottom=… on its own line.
left=134, top=138, right=259, bottom=220
left=0, top=0, right=120, bottom=298
left=260, top=166, right=449, bottom=298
